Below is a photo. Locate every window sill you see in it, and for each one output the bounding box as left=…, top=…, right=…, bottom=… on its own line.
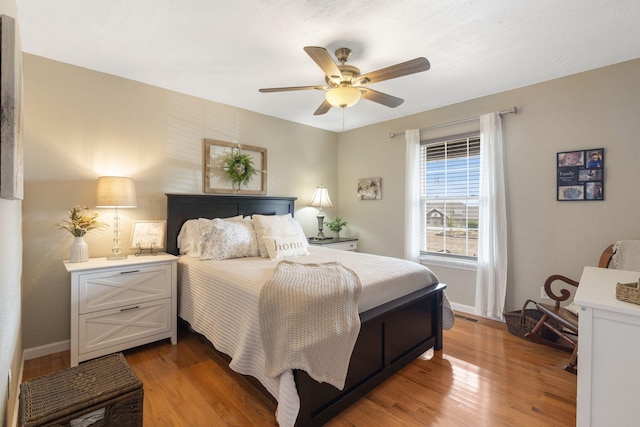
left=420, top=255, right=477, bottom=271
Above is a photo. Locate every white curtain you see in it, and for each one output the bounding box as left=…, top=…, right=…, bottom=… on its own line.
left=404, top=129, right=421, bottom=262
left=475, top=113, right=508, bottom=319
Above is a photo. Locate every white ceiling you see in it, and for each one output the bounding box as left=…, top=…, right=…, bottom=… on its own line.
left=15, top=0, right=640, bottom=133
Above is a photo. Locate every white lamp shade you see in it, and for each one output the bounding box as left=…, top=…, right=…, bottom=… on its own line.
left=96, top=176, right=137, bottom=208
left=309, top=186, right=334, bottom=208
left=325, top=86, right=362, bottom=108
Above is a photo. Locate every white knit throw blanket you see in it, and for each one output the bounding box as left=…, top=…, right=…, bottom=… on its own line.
left=259, top=261, right=362, bottom=390
left=612, top=240, right=640, bottom=271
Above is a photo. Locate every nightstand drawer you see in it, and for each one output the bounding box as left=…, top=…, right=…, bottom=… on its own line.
left=79, top=264, right=172, bottom=314
left=79, top=298, right=172, bottom=355
left=327, top=241, right=358, bottom=251
left=309, top=238, right=359, bottom=251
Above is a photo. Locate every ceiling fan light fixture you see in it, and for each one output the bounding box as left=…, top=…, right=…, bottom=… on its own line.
left=325, top=86, right=362, bottom=108
left=260, top=46, right=430, bottom=115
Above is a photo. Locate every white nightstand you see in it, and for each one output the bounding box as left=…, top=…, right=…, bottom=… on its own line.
left=308, top=238, right=358, bottom=252
left=64, top=254, right=178, bottom=366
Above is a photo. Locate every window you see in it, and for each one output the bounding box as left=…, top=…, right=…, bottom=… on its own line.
left=420, top=133, right=480, bottom=258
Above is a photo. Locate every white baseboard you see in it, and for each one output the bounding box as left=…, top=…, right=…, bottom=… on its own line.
left=22, top=340, right=70, bottom=361
left=450, top=302, right=505, bottom=323
left=450, top=302, right=475, bottom=315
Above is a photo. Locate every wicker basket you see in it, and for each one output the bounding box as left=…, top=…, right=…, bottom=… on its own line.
left=616, top=279, right=640, bottom=305
left=504, top=304, right=559, bottom=342
left=19, top=353, right=143, bottom=427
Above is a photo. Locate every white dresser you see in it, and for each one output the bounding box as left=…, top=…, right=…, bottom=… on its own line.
left=574, top=266, right=640, bottom=427
left=64, top=254, right=178, bottom=366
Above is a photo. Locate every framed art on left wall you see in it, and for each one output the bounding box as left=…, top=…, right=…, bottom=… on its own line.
left=0, top=14, right=24, bottom=200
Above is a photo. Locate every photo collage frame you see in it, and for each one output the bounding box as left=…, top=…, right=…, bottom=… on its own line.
left=557, top=148, right=604, bottom=201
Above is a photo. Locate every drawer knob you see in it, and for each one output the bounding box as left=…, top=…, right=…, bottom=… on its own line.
left=120, top=306, right=140, bottom=312
left=119, top=270, right=141, bottom=275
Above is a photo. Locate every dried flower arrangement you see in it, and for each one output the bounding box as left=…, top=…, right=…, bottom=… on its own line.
left=57, top=206, right=107, bottom=237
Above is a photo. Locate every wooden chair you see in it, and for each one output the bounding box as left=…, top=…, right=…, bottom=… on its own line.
left=524, top=244, right=615, bottom=374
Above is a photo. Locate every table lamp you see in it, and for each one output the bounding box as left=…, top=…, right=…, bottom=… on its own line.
left=96, top=176, right=137, bottom=260
left=308, top=185, right=333, bottom=240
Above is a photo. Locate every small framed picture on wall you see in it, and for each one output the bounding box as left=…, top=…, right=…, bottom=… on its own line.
left=557, top=148, right=604, bottom=201
left=357, top=177, right=382, bottom=200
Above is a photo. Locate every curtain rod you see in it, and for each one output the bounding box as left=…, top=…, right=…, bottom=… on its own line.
left=388, top=106, right=518, bottom=139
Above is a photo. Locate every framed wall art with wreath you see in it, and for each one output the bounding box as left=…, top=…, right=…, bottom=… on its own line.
left=203, top=139, right=267, bottom=194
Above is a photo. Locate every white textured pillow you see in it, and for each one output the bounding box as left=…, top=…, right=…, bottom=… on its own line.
left=200, top=217, right=259, bottom=260
left=177, top=219, right=204, bottom=257
left=177, top=216, right=243, bottom=257
left=252, top=214, right=308, bottom=257
left=263, top=235, right=310, bottom=260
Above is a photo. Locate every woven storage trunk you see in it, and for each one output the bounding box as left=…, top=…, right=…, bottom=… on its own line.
left=19, top=353, right=143, bottom=427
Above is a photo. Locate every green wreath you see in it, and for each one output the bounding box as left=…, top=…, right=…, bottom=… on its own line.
left=223, top=151, right=257, bottom=188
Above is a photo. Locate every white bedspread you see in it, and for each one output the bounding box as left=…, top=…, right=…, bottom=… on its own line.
left=177, top=246, right=447, bottom=426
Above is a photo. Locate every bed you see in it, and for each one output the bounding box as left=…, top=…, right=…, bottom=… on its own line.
left=166, top=194, right=450, bottom=426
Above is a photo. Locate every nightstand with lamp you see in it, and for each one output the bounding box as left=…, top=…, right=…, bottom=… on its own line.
left=63, top=176, right=178, bottom=367
left=308, top=186, right=358, bottom=251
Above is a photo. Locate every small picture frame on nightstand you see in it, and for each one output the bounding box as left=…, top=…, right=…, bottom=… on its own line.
left=131, top=221, right=166, bottom=255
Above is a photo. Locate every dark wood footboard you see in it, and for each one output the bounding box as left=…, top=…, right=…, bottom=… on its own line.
left=293, top=282, right=445, bottom=426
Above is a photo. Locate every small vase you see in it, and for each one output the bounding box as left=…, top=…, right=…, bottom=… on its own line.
left=70, top=236, right=89, bottom=263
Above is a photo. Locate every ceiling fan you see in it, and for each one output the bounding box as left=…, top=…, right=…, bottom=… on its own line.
left=259, top=46, right=430, bottom=115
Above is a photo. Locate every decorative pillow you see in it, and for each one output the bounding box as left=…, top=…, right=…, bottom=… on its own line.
left=252, top=214, right=308, bottom=257
left=263, top=235, right=310, bottom=260
left=200, top=217, right=260, bottom=260
left=178, top=216, right=242, bottom=257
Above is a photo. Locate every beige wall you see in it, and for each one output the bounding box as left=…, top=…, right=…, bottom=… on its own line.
left=338, top=58, right=640, bottom=312
left=1, top=0, right=23, bottom=425
left=21, top=54, right=339, bottom=350
left=18, top=48, right=640, bottom=365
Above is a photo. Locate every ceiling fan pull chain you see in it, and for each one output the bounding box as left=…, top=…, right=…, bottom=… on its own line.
left=342, top=107, right=345, bottom=131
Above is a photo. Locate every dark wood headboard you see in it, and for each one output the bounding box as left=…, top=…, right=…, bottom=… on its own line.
left=165, top=194, right=297, bottom=255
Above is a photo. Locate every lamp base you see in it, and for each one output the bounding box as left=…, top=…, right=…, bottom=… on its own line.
left=106, top=255, right=128, bottom=261
left=315, top=215, right=329, bottom=240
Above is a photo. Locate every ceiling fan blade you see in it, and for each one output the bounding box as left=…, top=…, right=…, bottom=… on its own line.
left=313, top=99, right=332, bottom=115
left=361, top=88, right=404, bottom=108
left=259, top=85, right=326, bottom=93
left=304, top=46, right=343, bottom=82
left=356, top=57, right=430, bottom=85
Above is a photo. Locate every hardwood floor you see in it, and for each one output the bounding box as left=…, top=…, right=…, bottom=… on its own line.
left=22, top=314, right=576, bottom=426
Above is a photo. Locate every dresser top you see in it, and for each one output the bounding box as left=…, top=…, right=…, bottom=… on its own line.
left=64, top=253, right=177, bottom=272
left=574, top=266, right=640, bottom=316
